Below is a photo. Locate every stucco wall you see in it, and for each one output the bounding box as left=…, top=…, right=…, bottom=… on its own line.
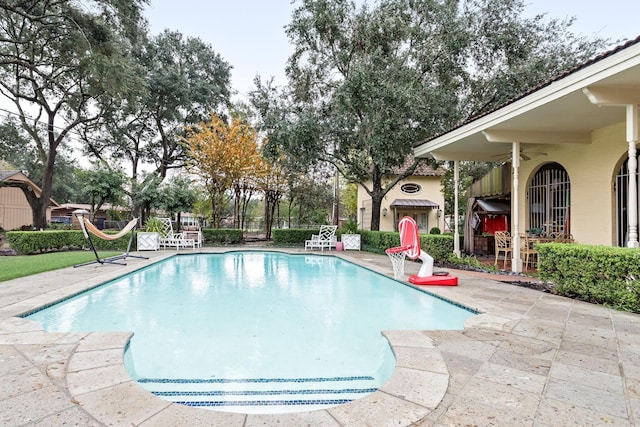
left=358, top=175, right=445, bottom=232
left=515, top=121, right=627, bottom=246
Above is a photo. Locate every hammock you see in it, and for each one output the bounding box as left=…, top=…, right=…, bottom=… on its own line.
left=73, top=209, right=148, bottom=267
left=80, top=216, right=138, bottom=241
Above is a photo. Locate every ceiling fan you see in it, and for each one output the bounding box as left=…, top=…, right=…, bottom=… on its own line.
left=490, top=147, right=547, bottom=162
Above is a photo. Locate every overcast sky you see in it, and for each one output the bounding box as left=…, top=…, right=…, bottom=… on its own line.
left=144, top=0, right=640, bottom=101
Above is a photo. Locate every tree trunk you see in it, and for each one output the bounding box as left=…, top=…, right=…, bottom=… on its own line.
left=288, top=198, right=294, bottom=228
left=210, top=197, right=219, bottom=228
left=370, top=192, right=383, bottom=231
left=32, top=146, right=58, bottom=229
left=368, top=165, right=384, bottom=231
left=263, top=189, right=281, bottom=240
left=233, top=185, right=240, bottom=228
left=264, top=192, right=272, bottom=239
left=332, top=168, right=339, bottom=225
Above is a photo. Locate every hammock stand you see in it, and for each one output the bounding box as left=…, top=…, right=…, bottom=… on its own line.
left=73, top=209, right=148, bottom=267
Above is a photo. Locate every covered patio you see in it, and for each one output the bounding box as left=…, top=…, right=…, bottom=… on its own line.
left=414, top=36, right=640, bottom=272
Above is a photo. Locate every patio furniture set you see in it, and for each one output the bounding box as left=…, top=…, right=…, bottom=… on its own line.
left=304, top=225, right=361, bottom=251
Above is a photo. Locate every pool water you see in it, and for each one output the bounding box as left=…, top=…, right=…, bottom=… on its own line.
left=26, top=252, right=474, bottom=413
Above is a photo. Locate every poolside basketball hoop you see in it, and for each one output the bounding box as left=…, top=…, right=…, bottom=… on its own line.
left=394, top=216, right=458, bottom=286
left=385, top=245, right=410, bottom=279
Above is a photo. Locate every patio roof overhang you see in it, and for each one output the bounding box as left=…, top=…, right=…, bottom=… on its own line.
left=414, top=37, right=640, bottom=161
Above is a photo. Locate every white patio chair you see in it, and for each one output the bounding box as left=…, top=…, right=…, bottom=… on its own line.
left=182, top=223, right=202, bottom=248
left=494, top=231, right=512, bottom=268
left=305, top=225, right=338, bottom=251
left=158, top=217, right=196, bottom=250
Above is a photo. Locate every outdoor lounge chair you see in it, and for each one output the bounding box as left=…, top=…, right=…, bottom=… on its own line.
left=305, top=225, right=337, bottom=251
left=182, top=224, right=202, bottom=248
left=158, top=217, right=196, bottom=250
left=73, top=209, right=148, bottom=267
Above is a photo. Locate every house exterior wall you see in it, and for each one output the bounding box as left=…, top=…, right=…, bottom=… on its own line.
left=357, top=175, right=445, bottom=232
left=514, top=121, right=626, bottom=246
left=1, top=172, right=58, bottom=230
left=0, top=186, right=47, bottom=230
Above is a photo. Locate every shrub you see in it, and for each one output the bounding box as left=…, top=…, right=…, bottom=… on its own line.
left=272, top=228, right=319, bottom=245
left=202, top=228, right=243, bottom=244
left=270, top=228, right=456, bottom=262
left=440, top=252, right=498, bottom=272
left=538, top=243, right=640, bottom=312
left=358, top=230, right=454, bottom=263
left=7, top=230, right=132, bottom=254
left=429, top=227, right=441, bottom=234
left=342, top=220, right=358, bottom=234
left=145, top=217, right=166, bottom=234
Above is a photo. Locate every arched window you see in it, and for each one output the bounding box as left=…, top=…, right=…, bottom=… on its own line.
left=527, top=163, right=570, bottom=236
left=400, top=183, right=421, bottom=194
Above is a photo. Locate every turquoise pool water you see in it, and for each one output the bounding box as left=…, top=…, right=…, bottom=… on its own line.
left=26, top=252, right=474, bottom=413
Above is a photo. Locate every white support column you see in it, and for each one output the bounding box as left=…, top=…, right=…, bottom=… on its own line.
left=627, top=104, right=639, bottom=248
left=454, top=160, right=461, bottom=257
left=511, top=142, right=522, bottom=273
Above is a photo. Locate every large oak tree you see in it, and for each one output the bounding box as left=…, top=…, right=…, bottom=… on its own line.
left=252, top=0, right=607, bottom=230
left=84, top=29, right=232, bottom=218
left=0, top=0, right=148, bottom=228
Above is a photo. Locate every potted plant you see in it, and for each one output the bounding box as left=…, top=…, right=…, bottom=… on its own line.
left=341, top=220, right=361, bottom=250
left=136, top=217, right=163, bottom=251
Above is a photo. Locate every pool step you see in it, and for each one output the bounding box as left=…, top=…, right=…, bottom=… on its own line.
left=138, top=376, right=378, bottom=414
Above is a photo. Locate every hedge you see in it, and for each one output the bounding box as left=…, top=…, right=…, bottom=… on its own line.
left=272, top=228, right=319, bottom=244
left=202, top=228, right=243, bottom=244
left=271, top=228, right=454, bottom=263
left=7, top=230, right=132, bottom=255
left=7, top=228, right=245, bottom=254
left=358, top=230, right=454, bottom=262
left=538, top=243, right=640, bottom=312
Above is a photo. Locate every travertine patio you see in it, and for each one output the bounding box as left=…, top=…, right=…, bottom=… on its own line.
left=1, top=248, right=639, bottom=426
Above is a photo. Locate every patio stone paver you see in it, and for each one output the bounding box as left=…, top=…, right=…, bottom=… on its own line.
left=1, top=247, right=640, bottom=425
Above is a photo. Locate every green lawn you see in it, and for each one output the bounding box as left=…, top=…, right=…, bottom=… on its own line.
left=0, top=251, right=123, bottom=282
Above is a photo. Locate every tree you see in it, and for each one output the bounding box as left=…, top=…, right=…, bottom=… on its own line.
left=0, top=117, right=83, bottom=203
left=191, top=188, right=213, bottom=226
left=342, top=182, right=358, bottom=221
left=253, top=0, right=607, bottom=230
left=161, top=176, right=198, bottom=232
left=0, top=118, right=29, bottom=166
left=254, top=156, right=288, bottom=239
left=0, top=0, right=147, bottom=228
left=84, top=30, right=233, bottom=219
left=284, top=169, right=334, bottom=227
left=185, top=114, right=261, bottom=228
left=77, top=166, right=126, bottom=221
left=135, top=174, right=163, bottom=224
left=226, top=116, right=262, bottom=230
left=83, top=30, right=232, bottom=222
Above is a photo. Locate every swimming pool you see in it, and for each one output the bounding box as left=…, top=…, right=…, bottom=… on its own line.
left=26, top=251, right=474, bottom=413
